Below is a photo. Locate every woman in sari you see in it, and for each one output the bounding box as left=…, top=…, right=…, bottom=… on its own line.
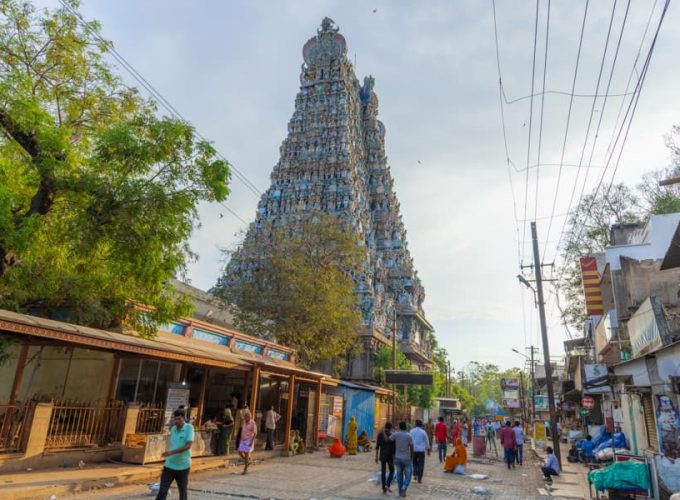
left=238, top=410, right=257, bottom=474
left=444, top=438, right=468, bottom=473
left=329, top=438, right=345, bottom=458
left=346, top=416, right=358, bottom=455
left=358, top=430, right=372, bottom=451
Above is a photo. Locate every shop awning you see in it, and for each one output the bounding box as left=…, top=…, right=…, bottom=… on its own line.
left=0, top=309, right=249, bottom=370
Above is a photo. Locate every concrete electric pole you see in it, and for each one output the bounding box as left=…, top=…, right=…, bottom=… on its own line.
left=530, top=221, right=562, bottom=467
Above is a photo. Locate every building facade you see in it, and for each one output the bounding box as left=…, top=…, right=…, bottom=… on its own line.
left=230, top=18, right=432, bottom=381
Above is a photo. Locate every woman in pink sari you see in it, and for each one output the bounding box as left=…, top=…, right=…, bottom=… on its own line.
left=238, top=410, right=257, bottom=474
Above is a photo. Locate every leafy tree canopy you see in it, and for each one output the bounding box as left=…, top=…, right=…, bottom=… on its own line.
left=214, top=214, right=363, bottom=368
left=0, top=0, right=230, bottom=336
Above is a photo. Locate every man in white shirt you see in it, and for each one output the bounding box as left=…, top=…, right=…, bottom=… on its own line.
left=409, top=419, right=430, bottom=483
left=264, top=406, right=281, bottom=450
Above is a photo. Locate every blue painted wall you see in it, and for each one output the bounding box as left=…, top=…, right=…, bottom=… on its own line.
left=341, top=386, right=375, bottom=442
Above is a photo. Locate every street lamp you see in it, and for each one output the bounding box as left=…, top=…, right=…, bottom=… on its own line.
left=517, top=275, right=537, bottom=307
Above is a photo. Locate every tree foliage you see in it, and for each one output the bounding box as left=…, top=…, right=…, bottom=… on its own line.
left=458, top=362, right=523, bottom=416
left=0, top=0, right=230, bottom=336
left=557, top=183, right=643, bottom=328
left=214, top=214, right=363, bottom=368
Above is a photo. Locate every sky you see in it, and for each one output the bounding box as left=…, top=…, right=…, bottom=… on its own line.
left=46, top=0, right=680, bottom=371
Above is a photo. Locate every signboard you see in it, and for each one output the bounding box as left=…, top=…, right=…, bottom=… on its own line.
left=384, top=371, right=433, bottom=385
left=500, top=377, right=520, bottom=390
left=582, top=396, right=595, bottom=410
left=164, top=383, right=190, bottom=428
left=534, top=395, right=549, bottom=411
left=502, top=389, right=520, bottom=409
left=534, top=420, right=546, bottom=444
left=628, top=297, right=665, bottom=357
left=580, top=257, right=604, bottom=316
left=583, top=364, right=610, bottom=394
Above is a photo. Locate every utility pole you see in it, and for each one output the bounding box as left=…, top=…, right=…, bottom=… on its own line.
left=531, top=221, right=562, bottom=467
left=447, top=360, right=452, bottom=398
left=529, top=345, right=537, bottom=421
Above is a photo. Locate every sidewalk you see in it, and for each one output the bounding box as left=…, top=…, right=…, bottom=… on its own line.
left=532, top=438, right=590, bottom=499
left=0, top=449, right=281, bottom=500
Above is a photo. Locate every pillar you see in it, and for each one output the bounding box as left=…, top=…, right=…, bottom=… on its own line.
left=283, top=374, right=295, bottom=454
left=23, top=402, right=53, bottom=458
left=107, top=355, right=121, bottom=401
left=249, top=365, right=260, bottom=413
left=313, top=378, right=322, bottom=449
left=121, top=403, right=141, bottom=445
left=9, top=344, right=29, bottom=404
left=196, top=368, right=209, bottom=425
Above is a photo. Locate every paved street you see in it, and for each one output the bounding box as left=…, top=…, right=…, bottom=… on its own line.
left=68, top=442, right=552, bottom=500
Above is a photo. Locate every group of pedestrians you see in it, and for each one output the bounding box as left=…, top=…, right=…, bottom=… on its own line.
left=374, top=419, right=430, bottom=497
left=498, top=420, right=525, bottom=469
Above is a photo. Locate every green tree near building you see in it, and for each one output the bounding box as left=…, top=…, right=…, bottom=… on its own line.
left=214, top=214, right=363, bottom=369
left=0, top=0, right=230, bottom=337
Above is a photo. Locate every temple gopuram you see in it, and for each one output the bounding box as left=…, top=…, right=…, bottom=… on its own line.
left=235, top=18, right=432, bottom=381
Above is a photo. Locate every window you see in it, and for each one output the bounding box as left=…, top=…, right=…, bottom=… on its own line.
left=115, top=359, right=180, bottom=404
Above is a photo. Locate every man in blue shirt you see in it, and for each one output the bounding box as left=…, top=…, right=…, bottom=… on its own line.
left=156, top=409, right=194, bottom=500
left=580, top=434, right=595, bottom=463
left=541, top=446, right=560, bottom=485
left=409, top=419, right=430, bottom=484
left=513, top=421, right=525, bottom=466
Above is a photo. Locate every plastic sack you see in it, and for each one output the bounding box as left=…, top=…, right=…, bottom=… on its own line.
left=454, top=465, right=466, bottom=474
left=469, top=474, right=489, bottom=480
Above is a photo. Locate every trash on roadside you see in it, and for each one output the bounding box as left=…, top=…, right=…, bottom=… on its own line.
left=25, top=468, right=32, bottom=472
left=77, top=460, right=85, bottom=469
left=367, top=472, right=381, bottom=484
left=469, top=474, right=488, bottom=480
left=149, top=482, right=160, bottom=493
left=454, top=465, right=466, bottom=474
left=471, top=486, right=492, bottom=494
left=104, top=482, right=114, bottom=488
left=49, top=496, right=57, bottom=500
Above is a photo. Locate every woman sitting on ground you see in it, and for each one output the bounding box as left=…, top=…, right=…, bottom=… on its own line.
left=357, top=430, right=372, bottom=452
left=329, top=438, right=346, bottom=458
left=444, top=438, right=468, bottom=473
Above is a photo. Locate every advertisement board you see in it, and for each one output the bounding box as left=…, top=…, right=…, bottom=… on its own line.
left=500, top=377, right=520, bottom=390
left=628, top=297, right=666, bottom=357
left=534, top=395, right=549, bottom=411
left=534, top=420, right=546, bottom=445
left=583, top=363, right=610, bottom=394
left=502, top=389, right=520, bottom=408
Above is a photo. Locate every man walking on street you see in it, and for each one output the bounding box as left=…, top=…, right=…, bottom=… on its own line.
left=434, top=416, right=448, bottom=463
left=513, top=421, right=525, bottom=465
left=264, top=405, right=280, bottom=450
left=156, top=409, right=194, bottom=500
left=390, top=421, right=414, bottom=498
left=485, top=420, right=498, bottom=457
left=500, top=420, right=516, bottom=470
left=375, top=422, right=396, bottom=495
left=410, top=420, right=430, bottom=484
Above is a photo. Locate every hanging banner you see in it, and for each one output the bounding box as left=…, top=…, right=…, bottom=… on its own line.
left=535, top=395, right=549, bottom=411
left=583, top=364, right=610, bottom=394
left=580, top=257, right=604, bottom=316
left=500, top=378, right=520, bottom=390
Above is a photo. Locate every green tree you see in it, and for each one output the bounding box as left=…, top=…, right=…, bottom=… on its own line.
left=215, top=214, right=363, bottom=368
left=557, top=183, right=642, bottom=328
left=0, top=0, right=230, bottom=336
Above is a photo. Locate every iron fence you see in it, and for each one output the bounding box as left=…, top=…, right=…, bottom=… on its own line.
left=0, top=402, right=32, bottom=452
left=135, top=404, right=165, bottom=434
left=45, top=400, right=126, bottom=449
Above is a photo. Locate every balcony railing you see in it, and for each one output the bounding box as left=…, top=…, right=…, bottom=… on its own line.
left=45, top=400, right=126, bottom=449
left=135, top=404, right=165, bottom=434
left=0, top=402, right=32, bottom=453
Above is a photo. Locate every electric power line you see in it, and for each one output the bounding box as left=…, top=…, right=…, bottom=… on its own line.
left=541, top=0, right=589, bottom=258
left=533, top=0, right=551, bottom=223
left=57, top=0, right=263, bottom=205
